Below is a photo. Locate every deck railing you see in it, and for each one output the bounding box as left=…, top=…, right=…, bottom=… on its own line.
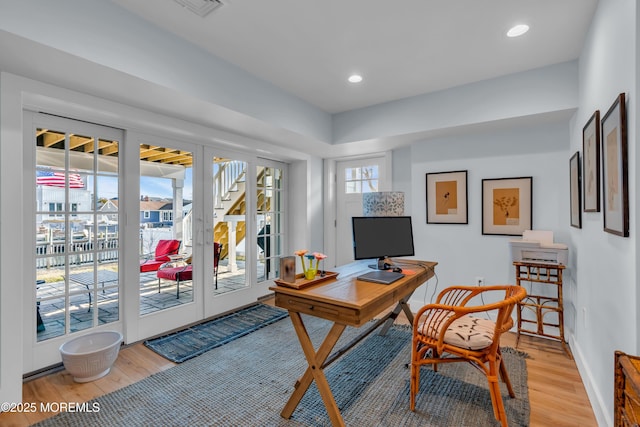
left=36, top=238, right=119, bottom=269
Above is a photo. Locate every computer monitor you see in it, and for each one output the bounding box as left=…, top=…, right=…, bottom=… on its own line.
left=352, top=216, right=415, bottom=269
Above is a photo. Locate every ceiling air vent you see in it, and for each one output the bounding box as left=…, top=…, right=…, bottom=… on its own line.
left=173, top=0, right=223, bottom=17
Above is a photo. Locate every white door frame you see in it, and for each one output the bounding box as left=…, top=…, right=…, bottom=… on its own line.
left=323, top=152, right=392, bottom=269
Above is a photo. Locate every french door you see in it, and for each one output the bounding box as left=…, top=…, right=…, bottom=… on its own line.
left=135, top=135, right=202, bottom=338
left=24, top=112, right=125, bottom=371
left=201, top=149, right=287, bottom=318
left=335, top=156, right=389, bottom=267
left=24, top=114, right=287, bottom=372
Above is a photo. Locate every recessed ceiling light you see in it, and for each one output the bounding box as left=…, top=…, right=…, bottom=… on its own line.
left=507, top=24, right=530, bottom=38
left=348, top=74, right=363, bottom=83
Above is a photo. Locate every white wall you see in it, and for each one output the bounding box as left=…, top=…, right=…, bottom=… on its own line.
left=288, top=157, right=325, bottom=255
left=406, top=121, right=569, bottom=308
left=570, top=1, right=638, bottom=425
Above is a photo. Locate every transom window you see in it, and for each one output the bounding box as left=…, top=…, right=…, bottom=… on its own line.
left=344, top=165, right=379, bottom=194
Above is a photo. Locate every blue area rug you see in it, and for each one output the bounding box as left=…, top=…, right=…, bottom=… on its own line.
left=36, top=315, right=529, bottom=426
left=144, top=303, right=288, bottom=363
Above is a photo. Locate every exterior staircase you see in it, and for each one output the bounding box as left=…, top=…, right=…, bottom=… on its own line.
left=183, top=162, right=270, bottom=261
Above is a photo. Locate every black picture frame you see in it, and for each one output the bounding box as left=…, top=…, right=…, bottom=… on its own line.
left=426, top=170, right=468, bottom=224
left=570, top=151, right=582, bottom=228
left=482, top=177, right=532, bottom=236
left=582, top=110, right=600, bottom=212
left=601, top=93, right=629, bottom=237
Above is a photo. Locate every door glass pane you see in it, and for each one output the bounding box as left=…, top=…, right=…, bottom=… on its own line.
left=139, top=144, right=193, bottom=314
left=213, top=158, right=247, bottom=293
left=257, top=165, right=284, bottom=282
left=35, top=127, right=120, bottom=341
left=344, top=165, right=378, bottom=193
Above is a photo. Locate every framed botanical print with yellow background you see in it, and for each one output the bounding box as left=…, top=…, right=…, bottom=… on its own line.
left=426, top=170, right=468, bottom=224
left=482, top=177, right=532, bottom=236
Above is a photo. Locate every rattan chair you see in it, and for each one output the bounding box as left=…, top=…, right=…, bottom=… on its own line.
left=410, top=284, right=527, bottom=427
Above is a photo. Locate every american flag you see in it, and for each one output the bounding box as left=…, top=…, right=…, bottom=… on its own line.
left=36, top=170, right=84, bottom=188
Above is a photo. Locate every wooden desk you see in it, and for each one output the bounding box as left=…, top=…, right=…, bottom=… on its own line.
left=269, top=259, right=437, bottom=427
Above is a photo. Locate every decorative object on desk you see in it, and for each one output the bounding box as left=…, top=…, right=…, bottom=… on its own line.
left=294, top=249, right=309, bottom=275
left=601, top=92, right=629, bottom=237
left=426, top=170, right=468, bottom=224
left=274, top=271, right=339, bottom=289
left=293, top=249, right=327, bottom=280
left=304, top=253, right=317, bottom=279
left=39, top=316, right=529, bottom=427
left=482, top=176, right=532, bottom=236
left=363, top=191, right=404, bottom=216
left=569, top=151, right=582, bottom=228
left=278, top=256, right=296, bottom=283
left=582, top=110, right=600, bottom=212
left=313, top=252, right=327, bottom=276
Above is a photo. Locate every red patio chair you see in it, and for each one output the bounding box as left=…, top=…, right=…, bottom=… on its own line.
left=156, top=242, right=222, bottom=298
left=140, top=239, right=181, bottom=272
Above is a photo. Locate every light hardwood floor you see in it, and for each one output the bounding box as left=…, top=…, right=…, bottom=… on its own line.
left=1, top=300, right=598, bottom=426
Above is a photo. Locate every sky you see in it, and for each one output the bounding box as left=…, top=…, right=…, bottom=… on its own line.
left=140, top=167, right=193, bottom=200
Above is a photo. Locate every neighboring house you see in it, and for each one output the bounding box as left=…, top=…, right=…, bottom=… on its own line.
left=98, top=198, right=119, bottom=224
left=106, top=198, right=174, bottom=228
left=139, top=199, right=173, bottom=228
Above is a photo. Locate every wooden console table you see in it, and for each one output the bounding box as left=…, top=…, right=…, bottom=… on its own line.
left=513, top=261, right=571, bottom=358
left=269, top=259, right=437, bottom=427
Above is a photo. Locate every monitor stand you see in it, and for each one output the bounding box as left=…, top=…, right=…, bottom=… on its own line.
left=368, top=257, right=389, bottom=270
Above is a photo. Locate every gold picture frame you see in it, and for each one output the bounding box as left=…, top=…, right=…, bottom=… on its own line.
left=582, top=110, right=600, bottom=212
left=426, top=170, right=468, bottom=224
left=482, top=177, right=532, bottom=236
left=570, top=151, right=582, bottom=229
left=601, top=93, right=629, bottom=237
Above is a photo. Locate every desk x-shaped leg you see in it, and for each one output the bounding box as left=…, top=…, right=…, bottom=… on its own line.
left=281, top=311, right=347, bottom=427
left=281, top=295, right=415, bottom=426
left=380, top=297, right=414, bottom=335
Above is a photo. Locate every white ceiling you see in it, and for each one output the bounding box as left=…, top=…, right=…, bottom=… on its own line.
left=111, top=0, right=598, bottom=114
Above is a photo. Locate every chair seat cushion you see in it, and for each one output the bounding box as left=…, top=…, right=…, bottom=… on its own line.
left=420, top=313, right=495, bottom=351
left=157, top=265, right=193, bottom=282
left=443, top=315, right=495, bottom=350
